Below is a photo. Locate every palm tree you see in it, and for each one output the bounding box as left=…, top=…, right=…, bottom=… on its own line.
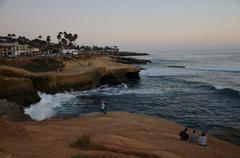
left=7, top=34, right=12, bottom=37
left=68, top=33, right=73, bottom=44
left=61, top=38, right=67, bottom=46
left=46, top=35, right=51, bottom=44
left=73, top=34, right=78, bottom=43
left=64, top=32, right=68, bottom=39
left=21, top=36, right=26, bottom=44
left=57, top=34, right=61, bottom=43
left=63, top=32, right=68, bottom=44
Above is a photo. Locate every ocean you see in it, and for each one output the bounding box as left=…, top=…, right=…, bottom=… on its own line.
left=25, top=49, right=240, bottom=145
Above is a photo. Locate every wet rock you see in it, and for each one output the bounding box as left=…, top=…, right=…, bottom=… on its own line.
left=209, top=127, right=240, bottom=146
left=0, top=99, right=31, bottom=122
left=111, top=56, right=151, bottom=64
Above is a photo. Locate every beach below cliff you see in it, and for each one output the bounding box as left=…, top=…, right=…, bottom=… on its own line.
left=0, top=112, right=239, bottom=158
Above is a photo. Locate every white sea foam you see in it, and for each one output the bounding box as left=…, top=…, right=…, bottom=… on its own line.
left=100, top=88, right=161, bottom=95
left=71, top=84, right=161, bottom=97
left=24, top=84, right=161, bottom=121
left=24, top=92, right=76, bottom=121
left=79, top=84, right=161, bottom=96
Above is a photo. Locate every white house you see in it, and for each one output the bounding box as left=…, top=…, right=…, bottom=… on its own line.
left=28, top=47, right=40, bottom=55
left=0, top=43, right=28, bottom=56
left=60, top=49, right=79, bottom=55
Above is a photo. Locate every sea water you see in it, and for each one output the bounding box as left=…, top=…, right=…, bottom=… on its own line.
left=25, top=49, right=240, bottom=145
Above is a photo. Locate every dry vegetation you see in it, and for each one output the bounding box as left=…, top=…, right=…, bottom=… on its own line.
left=70, top=134, right=105, bottom=151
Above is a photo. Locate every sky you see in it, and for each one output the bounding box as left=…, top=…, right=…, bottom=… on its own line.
left=0, top=0, right=240, bottom=51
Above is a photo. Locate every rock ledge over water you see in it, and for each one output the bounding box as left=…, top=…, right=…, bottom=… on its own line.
left=0, top=112, right=239, bottom=158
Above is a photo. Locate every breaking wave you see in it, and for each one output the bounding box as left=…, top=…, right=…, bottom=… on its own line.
left=196, top=84, right=240, bottom=98
left=24, top=84, right=161, bottom=121
left=216, top=88, right=240, bottom=97
left=24, top=92, right=76, bottom=121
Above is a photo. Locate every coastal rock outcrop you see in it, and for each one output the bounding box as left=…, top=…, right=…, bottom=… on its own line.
left=111, top=56, right=152, bottom=64
left=0, top=112, right=239, bottom=158
left=0, top=57, right=140, bottom=107
left=31, top=57, right=141, bottom=93
left=100, top=68, right=139, bottom=85
left=0, top=99, right=31, bottom=122
left=209, top=127, right=240, bottom=146
left=0, top=56, right=141, bottom=123
left=0, top=76, right=40, bottom=106
left=32, top=68, right=104, bottom=94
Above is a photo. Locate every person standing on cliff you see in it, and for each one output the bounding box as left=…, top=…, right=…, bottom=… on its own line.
left=191, top=130, right=198, bottom=143
left=100, top=97, right=107, bottom=116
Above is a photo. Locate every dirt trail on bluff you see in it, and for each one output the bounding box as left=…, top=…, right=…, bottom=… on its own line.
left=0, top=112, right=239, bottom=158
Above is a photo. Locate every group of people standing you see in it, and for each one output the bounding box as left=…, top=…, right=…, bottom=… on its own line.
left=179, top=128, right=207, bottom=146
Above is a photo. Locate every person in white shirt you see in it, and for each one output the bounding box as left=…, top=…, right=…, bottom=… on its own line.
left=100, top=98, right=107, bottom=116
left=198, top=132, right=207, bottom=146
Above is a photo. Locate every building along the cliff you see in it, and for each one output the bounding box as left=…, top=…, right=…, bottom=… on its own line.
left=0, top=43, right=40, bottom=57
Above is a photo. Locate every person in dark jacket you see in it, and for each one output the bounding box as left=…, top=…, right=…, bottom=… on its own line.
left=179, top=128, right=189, bottom=141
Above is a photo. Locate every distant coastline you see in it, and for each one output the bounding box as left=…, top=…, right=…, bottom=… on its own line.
left=113, top=51, right=149, bottom=56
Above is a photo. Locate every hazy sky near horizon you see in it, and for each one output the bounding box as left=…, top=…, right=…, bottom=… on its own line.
left=0, top=0, right=240, bottom=51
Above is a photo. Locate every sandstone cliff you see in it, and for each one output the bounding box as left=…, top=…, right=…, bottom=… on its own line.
left=0, top=57, right=140, bottom=120
left=0, top=75, right=40, bottom=106
left=0, top=100, right=31, bottom=122
left=31, top=57, right=140, bottom=93
left=0, top=112, right=239, bottom=158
